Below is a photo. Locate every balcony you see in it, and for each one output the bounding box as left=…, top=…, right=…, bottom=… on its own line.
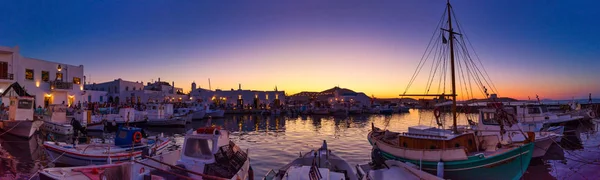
left=50, top=81, right=73, bottom=91
left=0, top=73, right=14, bottom=82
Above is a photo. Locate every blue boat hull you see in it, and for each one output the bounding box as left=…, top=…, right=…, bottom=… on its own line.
left=369, top=138, right=534, bottom=180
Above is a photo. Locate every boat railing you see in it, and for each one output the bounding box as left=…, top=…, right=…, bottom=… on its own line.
left=400, top=132, right=448, bottom=139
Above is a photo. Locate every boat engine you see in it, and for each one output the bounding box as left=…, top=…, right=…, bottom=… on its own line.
left=70, top=118, right=87, bottom=136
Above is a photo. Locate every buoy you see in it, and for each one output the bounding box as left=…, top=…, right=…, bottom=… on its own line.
left=436, top=161, right=444, bottom=178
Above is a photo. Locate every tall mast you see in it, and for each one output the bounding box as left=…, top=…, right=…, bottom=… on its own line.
left=447, top=0, right=458, bottom=134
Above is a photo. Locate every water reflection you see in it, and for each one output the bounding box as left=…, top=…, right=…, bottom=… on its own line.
left=524, top=119, right=600, bottom=180
left=0, top=133, right=44, bottom=179
left=3, top=110, right=599, bottom=180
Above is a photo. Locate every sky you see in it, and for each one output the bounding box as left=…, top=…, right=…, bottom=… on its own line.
left=1, top=0, right=599, bottom=100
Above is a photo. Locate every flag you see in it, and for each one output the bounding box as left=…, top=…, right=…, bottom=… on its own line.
left=442, top=34, right=448, bottom=44
left=309, top=158, right=322, bottom=180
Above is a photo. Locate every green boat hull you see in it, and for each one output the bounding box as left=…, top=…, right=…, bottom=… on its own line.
left=368, top=138, right=534, bottom=180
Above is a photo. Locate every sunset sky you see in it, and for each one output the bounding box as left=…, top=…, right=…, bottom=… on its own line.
left=1, top=1, right=598, bottom=100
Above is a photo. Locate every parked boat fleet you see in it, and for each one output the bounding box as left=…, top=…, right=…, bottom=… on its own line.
left=0, top=96, right=592, bottom=179
left=0, top=1, right=597, bottom=179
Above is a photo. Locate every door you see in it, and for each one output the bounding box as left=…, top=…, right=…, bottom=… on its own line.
left=0, top=62, right=7, bottom=79
left=44, top=96, right=51, bottom=108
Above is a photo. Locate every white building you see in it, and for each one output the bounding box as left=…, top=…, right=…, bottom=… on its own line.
left=86, top=78, right=187, bottom=103
left=0, top=46, right=87, bottom=107
left=144, top=78, right=184, bottom=95
left=190, top=83, right=286, bottom=108
left=85, top=78, right=145, bottom=104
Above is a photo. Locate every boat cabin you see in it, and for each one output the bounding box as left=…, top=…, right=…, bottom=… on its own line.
left=46, top=104, right=68, bottom=124
left=146, top=104, right=174, bottom=118
left=178, top=127, right=249, bottom=179
left=117, top=108, right=136, bottom=122
left=174, top=108, right=192, bottom=116
left=8, top=96, right=34, bottom=121
left=114, top=126, right=143, bottom=147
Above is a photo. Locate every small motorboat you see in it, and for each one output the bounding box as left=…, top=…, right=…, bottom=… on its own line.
left=264, top=140, right=358, bottom=180
left=40, top=104, right=73, bottom=135
left=43, top=126, right=171, bottom=166
left=40, top=126, right=251, bottom=180
left=38, top=147, right=182, bottom=180
left=357, top=152, right=442, bottom=180
left=145, top=104, right=187, bottom=127
left=206, top=108, right=225, bottom=118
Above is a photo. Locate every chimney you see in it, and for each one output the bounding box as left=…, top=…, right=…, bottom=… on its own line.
left=238, top=83, right=241, bottom=90
left=158, top=77, right=160, bottom=82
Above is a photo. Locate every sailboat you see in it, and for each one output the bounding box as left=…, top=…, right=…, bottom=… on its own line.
left=368, top=1, right=535, bottom=180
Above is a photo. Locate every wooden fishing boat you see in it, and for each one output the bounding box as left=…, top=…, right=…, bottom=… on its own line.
left=373, top=1, right=536, bottom=179
left=43, top=126, right=171, bottom=166
left=264, top=140, right=358, bottom=180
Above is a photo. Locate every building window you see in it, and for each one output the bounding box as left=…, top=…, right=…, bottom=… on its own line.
left=25, top=69, right=34, bottom=80
left=114, top=86, right=118, bottom=93
left=133, top=87, right=136, bottom=91
left=100, top=96, right=103, bottom=102
left=42, top=71, right=49, bottom=82
left=56, top=73, right=63, bottom=81
left=73, top=77, right=81, bottom=85
left=126, top=86, right=129, bottom=91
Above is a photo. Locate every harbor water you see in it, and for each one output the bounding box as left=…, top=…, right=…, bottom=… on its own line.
left=1, top=109, right=599, bottom=179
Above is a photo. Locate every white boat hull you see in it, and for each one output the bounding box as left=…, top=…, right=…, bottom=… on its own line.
left=146, top=118, right=187, bottom=127
left=43, top=138, right=171, bottom=166
left=532, top=135, right=555, bottom=158
left=41, top=121, right=74, bottom=135
left=191, top=110, right=206, bottom=119
left=0, top=120, right=43, bottom=138
left=85, top=122, right=105, bottom=132
left=206, top=109, right=225, bottom=118
left=39, top=149, right=182, bottom=180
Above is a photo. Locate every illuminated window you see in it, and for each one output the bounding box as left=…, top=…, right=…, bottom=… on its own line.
left=266, top=94, right=269, bottom=100
left=56, top=73, right=63, bottom=81
left=238, top=95, right=242, bottom=99
left=42, top=71, right=49, bottom=82
left=73, top=77, right=81, bottom=85
left=25, top=69, right=34, bottom=80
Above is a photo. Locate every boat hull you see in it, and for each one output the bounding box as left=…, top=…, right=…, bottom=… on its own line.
left=206, top=110, right=225, bottom=118
left=368, top=135, right=534, bottom=180
left=532, top=135, right=554, bottom=158
left=43, top=139, right=171, bottom=166
left=41, top=121, right=74, bottom=135
left=39, top=149, right=182, bottom=180
left=380, top=109, right=394, bottom=114
left=191, top=110, right=206, bottom=119
left=145, top=119, right=187, bottom=127
left=0, top=120, right=43, bottom=138
left=85, top=122, right=105, bottom=132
